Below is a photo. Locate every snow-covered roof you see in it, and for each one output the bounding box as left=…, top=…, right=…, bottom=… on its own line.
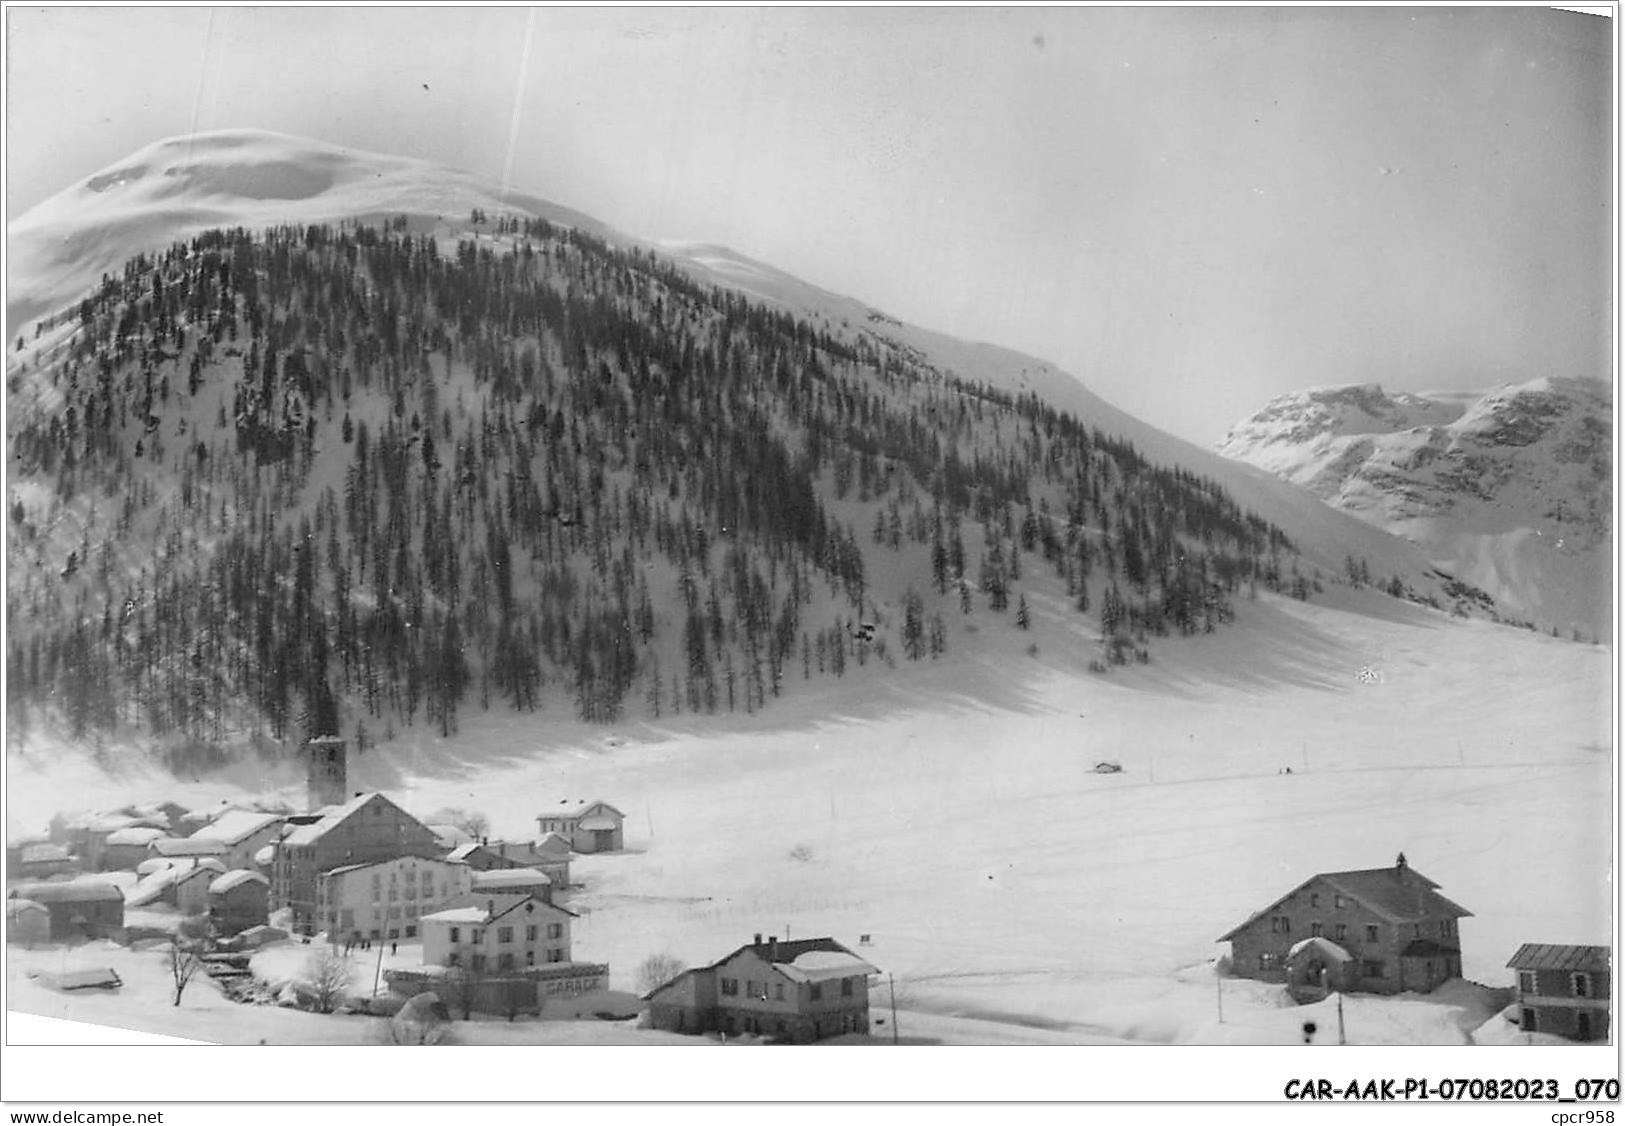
left=194, top=809, right=282, bottom=846
left=472, top=867, right=551, bottom=889
left=578, top=815, right=619, bottom=831
left=1287, top=936, right=1353, bottom=963
left=427, top=824, right=472, bottom=848
left=774, top=950, right=879, bottom=984
left=151, top=836, right=228, bottom=857
left=18, top=843, right=72, bottom=864
left=209, top=870, right=270, bottom=895
left=445, top=842, right=482, bottom=861
left=11, top=878, right=124, bottom=904
left=105, top=827, right=167, bottom=847
left=253, top=844, right=275, bottom=867
left=421, top=906, right=490, bottom=924
left=539, top=800, right=624, bottom=821
left=282, top=792, right=387, bottom=846
left=7, top=898, right=49, bottom=916
left=86, top=814, right=147, bottom=833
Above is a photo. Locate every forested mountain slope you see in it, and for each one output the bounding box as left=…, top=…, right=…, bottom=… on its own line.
left=5, top=132, right=1491, bottom=767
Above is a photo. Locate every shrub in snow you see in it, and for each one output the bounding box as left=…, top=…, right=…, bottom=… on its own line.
left=636, top=952, right=687, bottom=995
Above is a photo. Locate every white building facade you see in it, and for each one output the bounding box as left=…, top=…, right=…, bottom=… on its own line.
left=316, top=855, right=474, bottom=943
left=420, top=894, right=576, bottom=972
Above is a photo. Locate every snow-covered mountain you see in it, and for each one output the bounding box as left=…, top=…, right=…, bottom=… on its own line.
left=1216, top=379, right=1612, bottom=638
left=8, top=129, right=1485, bottom=616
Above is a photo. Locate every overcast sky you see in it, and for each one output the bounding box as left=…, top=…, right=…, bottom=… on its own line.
left=5, top=7, right=1612, bottom=445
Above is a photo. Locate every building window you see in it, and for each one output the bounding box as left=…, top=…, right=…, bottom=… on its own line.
left=775, top=983, right=785, bottom=1001
left=547, top=923, right=563, bottom=940
left=810, top=983, right=823, bottom=1001
left=1271, top=915, right=1291, bottom=934
left=1334, top=923, right=1347, bottom=942
left=1521, top=1006, right=1538, bottom=1033
left=1334, top=895, right=1345, bottom=910
left=1519, top=971, right=1537, bottom=995
left=499, top=954, right=514, bottom=971
left=1365, top=925, right=1379, bottom=944
left=405, top=925, right=416, bottom=938
left=1363, top=960, right=1385, bottom=979
left=1311, top=922, right=1323, bottom=938
left=472, top=954, right=487, bottom=972
left=1310, top=893, right=1320, bottom=907
left=721, top=978, right=739, bottom=996
left=1572, top=973, right=1591, bottom=998
left=841, top=978, right=854, bottom=997
left=527, top=925, right=538, bottom=941
left=548, top=948, right=563, bottom=963
left=1258, top=953, right=1280, bottom=972
left=447, top=952, right=460, bottom=967
left=746, top=980, right=757, bottom=998
left=472, top=929, right=484, bottom=944
left=498, top=926, right=513, bottom=944
left=450, top=927, right=461, bottom=943
left=527, top=951, right=535, bottom=966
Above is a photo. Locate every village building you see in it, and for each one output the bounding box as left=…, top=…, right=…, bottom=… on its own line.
left=208, top=870, right=271, bottom=936
left=271, top=792, right=445, bottom=935
left=419, top=893, right=577, bottom=972
left=316, top=854, right=474, bottom=943
left=100, top=827, right=169, bottom=871
left=493, top=836, right=573, bottom=888
left=190, top=810, right=285, bottom=871
left=8, top=879, right=126, bottom=940
left=643, top=935, right=878, bottom=1042
left=535, top=801, right=624, bottom=853
left=6, top=898, right=52, bottom=945
left=13, top=842, right=79, bottom=880
left=126, top=858, right=228, bottom=912
left=472, top=867, right=553, bottom=903
left=72, top=813, right=166, bottom=870
left=1507, top=944, right=1611, bottom=1042
left=446, top=838, right=573, bottom=892
left=1218, top=854, right=1471, bottom=997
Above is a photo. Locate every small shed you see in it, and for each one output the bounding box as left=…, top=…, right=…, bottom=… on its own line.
left=102, top=826, right=168, bottom=871
left=9, top=879, right=126, bottom=939
left=208, top=869, right=270, bottom=936
left=6, top=898, right=52, bottom=946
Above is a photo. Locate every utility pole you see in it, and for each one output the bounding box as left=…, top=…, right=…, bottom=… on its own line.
left=1337, top=993, right=1346, bottom=1045
left=1215, top=973, right=1224, bottom=1023
left=372, top=940, right=385, bottom=997
left=888, top=973, right=899, bottom=1045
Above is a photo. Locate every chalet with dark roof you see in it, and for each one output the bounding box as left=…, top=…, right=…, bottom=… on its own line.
left=643, top=934, right=878, bottom=1041
left=1218, top=854, right=1470, bottom=996
left=1508, top=944, right=1610, bottom=1041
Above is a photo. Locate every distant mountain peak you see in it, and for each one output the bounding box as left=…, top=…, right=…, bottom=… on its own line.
left=1217, top=378, right=1612, bottom=637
